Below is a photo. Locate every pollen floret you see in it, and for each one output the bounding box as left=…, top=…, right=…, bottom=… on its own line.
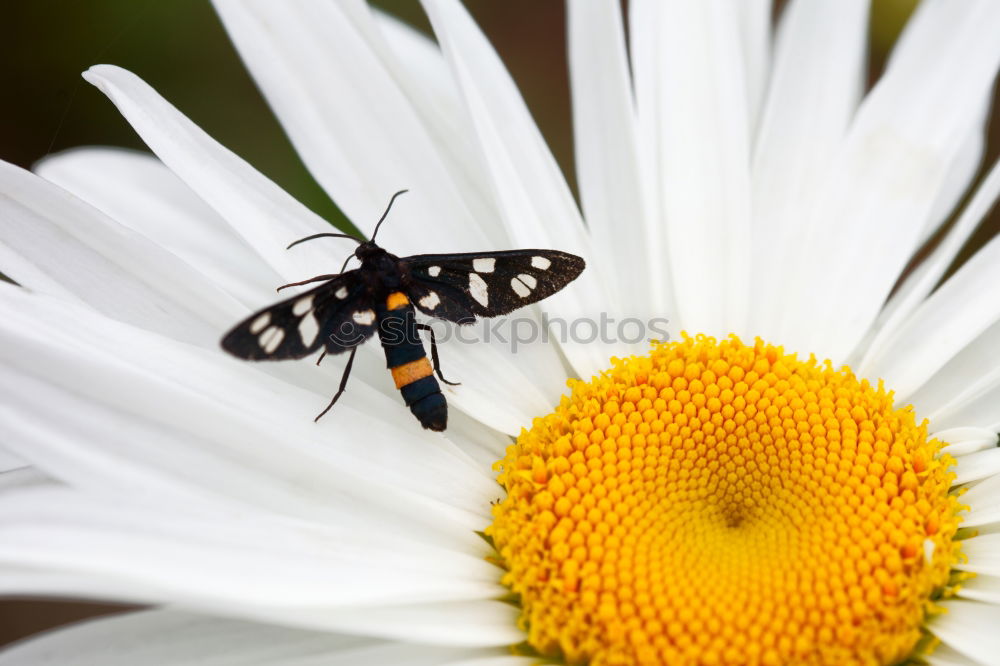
left=488, top=335, right=963, bottom=666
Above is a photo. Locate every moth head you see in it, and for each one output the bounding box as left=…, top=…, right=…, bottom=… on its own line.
left=355, top=240, right=384, bottom=261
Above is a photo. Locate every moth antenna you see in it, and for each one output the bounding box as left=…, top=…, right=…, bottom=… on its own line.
left=286, top=232, right=362, bottom=250
left=370, top=189, right=409, bottom=243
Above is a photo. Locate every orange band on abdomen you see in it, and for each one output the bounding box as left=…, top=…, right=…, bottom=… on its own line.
left=386, top=291, right=409, bottom=310
left=391, top=357, right=433, bottom=389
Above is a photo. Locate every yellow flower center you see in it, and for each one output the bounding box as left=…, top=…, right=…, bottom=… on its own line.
left=488, top=335, right=963, bottom=666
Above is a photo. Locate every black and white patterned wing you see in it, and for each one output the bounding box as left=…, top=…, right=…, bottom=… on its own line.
left=221, top=270, right=377, bottom=360
left=403, top=250, right=585, bottom=323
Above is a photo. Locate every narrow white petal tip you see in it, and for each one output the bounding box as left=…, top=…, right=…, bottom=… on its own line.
left=934, top=427, right=999, bottom=456
left=952, top=448, right=1000, bottom=486
left=953, top=534, right=1000, bottom=576
left=958, top=573, right=1000, bottom=606
left=958, top=475, right=1000, bottom=528
left=921, top=642, right=985, bottom=666
left=81, top=63, right=118, bottom=85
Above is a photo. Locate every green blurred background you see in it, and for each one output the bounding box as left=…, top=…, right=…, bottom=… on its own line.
left=0, top=0, right=997, bottom=649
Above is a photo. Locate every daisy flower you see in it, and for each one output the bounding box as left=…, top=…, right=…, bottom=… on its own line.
left=3, top=0, right=1000, bottom=664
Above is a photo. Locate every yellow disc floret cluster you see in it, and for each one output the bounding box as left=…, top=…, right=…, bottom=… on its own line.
left=488, top=335, right=963, bottom=666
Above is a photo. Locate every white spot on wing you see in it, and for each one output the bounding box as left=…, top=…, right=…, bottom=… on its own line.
left=250, top=312, right=270, bottom=334
left=292, top=295, right=314, bottom=315
left=259, top=326, right=285, bottom=353
left=335, top=286, right=349, bottom=300
left=298, top=312, right=319, bottom=346
left=518, top=273, right=537, bottom=289
left=419, top=292, right=441, bottom=310
left=428, top=266, right=441, bottom=277
left=250, top=312, right=271, bottom=335
left=511, top=277, right=531, bottom=298
left=353, top=309, right=376, bottom=326
left=469, top=273, right=489, bottom=307
left=473, top=258, right=495, bottom=273
left=531, top=255, right=551, bottom=270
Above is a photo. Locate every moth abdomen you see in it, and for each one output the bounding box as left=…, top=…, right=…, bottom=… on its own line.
left=400, top=376, right=447, bottom=432
left=378, top=292, right=447, bottom=431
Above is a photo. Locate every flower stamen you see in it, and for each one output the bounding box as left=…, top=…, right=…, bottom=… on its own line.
left=489, top=335, right=963, bottom=665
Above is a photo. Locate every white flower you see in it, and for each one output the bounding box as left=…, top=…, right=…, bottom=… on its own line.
left=2, top=0, right=1000, bottom=664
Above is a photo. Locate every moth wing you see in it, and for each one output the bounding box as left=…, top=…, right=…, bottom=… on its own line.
left=403, top=250, right=585, bottom=322
left=221, top=271, right=377, bottom=360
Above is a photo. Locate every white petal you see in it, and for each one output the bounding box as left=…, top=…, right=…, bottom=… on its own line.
left=271, top=600, right=521, bottom=647
left=0, top=610, right=371, bottom=666
left=0, top=487, right=500, bottom=605
left=779, top=0, right=1000, bottom=361
left=567, top=0, right=659, bottom=326
left=930, top=382, right=1000, bottom=435
left=372, top=10, right=493, bottom=215
left=749, top=0, right=868, bottom=340
left=628, top=0, right=672, bottom=322
left=934, top=427, right=999, bottom=457
left=953, top=533, right=1000, bottom=576
left=0, top=467, right=49, bottom=492
left=334, top=646, right=519, bottom=666
left=930, top=600, right=1000, bottom=666
left=3, top=568, right=517, bottom=649
left=210, top=0, right=503, bottom=254
left=35, top=147, right=280, bottom=308
left=0, top=487, right=518, bottom=646
left=860, top=235, right=1000, bottom=400
left=958, top=473, right=1000, bottom=528
left=0, top=160, right=243, bottom=345
left=860, top=156, right=1000, bottom=369
left=957, top=573, right=1000, bottom=605
left=444, top=659, right=535, bottom=666
left=907, top=315, right=1000, bottom=431
left=734, top=0, right=771, bottom=134
left=420, top=0, right=615, bottom=376
left=0, top=285, right=495, bottom=544
left=0, top=445, right=27, bottom=474
left=82, top=65, right=335, bottom=282
left=340, top=646, right=524, bottom=666
left=919, top=111, right=989, bottom=243
left=445, top=407, right=511, bottom=472
left=0, top=389, right=482, bottom=551
left=952, top=449, right=1000, bottom=486
left=631, top=0, right=752, bottom=336
left=923, top=642, right=984, bottom=666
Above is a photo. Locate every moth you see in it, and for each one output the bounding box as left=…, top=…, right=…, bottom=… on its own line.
left=221, top=190, right=585, bottom=432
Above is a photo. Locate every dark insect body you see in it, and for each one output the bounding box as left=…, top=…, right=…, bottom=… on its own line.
left=221, top=191, right=586, bottom=432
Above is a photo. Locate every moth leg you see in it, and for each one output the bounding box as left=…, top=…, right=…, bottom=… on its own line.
left=416, top=323, right=460, bottom=386
left=315, top=350, right=328, bottom=367
left=314, top=346, right=358, bottom=422
left=276, top=273, right=340, bottom=293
